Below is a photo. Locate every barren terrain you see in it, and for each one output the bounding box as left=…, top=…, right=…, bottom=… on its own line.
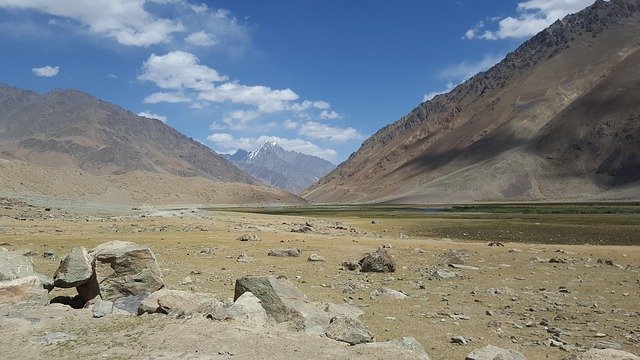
left=1, top=202, right=638, bottom=359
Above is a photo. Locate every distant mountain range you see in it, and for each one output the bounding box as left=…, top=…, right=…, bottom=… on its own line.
left=224, top=142, right=335, bottom=193
left=0, top=84, right=304, bottom=206
left=303, top=0, right=640, bottom=204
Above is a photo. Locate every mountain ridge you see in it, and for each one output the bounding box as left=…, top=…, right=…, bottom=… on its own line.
left=0, top=84, right=257, bottom=184
left=224, top=142, right=335, bottom=194
left=303, top=0, right=640, bottom=203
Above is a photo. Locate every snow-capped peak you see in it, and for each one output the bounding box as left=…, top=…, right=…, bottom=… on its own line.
left=248, top=141, right=280, bottom=162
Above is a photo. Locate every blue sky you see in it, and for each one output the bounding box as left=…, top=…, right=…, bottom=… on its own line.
left=0, top=0, right=596, bottom=163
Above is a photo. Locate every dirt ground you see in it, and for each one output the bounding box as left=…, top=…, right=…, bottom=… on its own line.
left=1, top=207, right=638, bottom=359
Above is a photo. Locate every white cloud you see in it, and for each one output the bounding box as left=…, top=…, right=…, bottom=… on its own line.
left=465, top=0, right=595, bottom=40
left=198, top=82, right=299, bottom=113
left=439, top=53, right=505, bottom=81
left=31, top=65, right=59, bottom=77
left=207, top=133, right=337, bottom=160
left=423, top=81, right=455, bottom=102
left=0, top=0, right=184, bottom=47
left=143, top=91, right=191, bottom=104
left=185, top=30, right=218, bottom=46
left=138, top=51, right=227, bottom=91
left=297, top=121, right=364, bottom=142
left=138, top=110, right=167, bottom=123
left=222, top=109, right=260, bottom=129
left=282, top=119, right=299, bottom=130
left=106, top=73, right=117, bottom=79
left=319, top=110, right=343, bottom=120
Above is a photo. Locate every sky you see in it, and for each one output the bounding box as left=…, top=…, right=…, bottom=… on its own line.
left=0, top=0, right=597, bottom=164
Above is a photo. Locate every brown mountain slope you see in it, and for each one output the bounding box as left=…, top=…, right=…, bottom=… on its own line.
left=303, top=0, right=640, bottom=204
left=0, top=85, right=255, bottom=183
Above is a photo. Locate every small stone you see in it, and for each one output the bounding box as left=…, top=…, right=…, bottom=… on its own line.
left=451, top=336, right=470, bottom=345
left=238, top=234, right=261, bottom=241
left=268, top=248, right=301, bottom=257
left=342, top=260, right=361, bottom=271
left=594, top=340, right=621, bottom=350
left=307, top=253, right=325, bottom=262
left=325, top=316, right=374, bottom=345
left=92, top=299, right=114, bottom=318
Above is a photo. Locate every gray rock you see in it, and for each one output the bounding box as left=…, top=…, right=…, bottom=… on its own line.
left=434, top=269, right=458, bottom=279
left=31, top=332, right=76, bottom=346
left=581, top=349, right=640, bottom=360
left=236, top=253, right=253, bottom=262
left=113, top=293, right=148, bottom=314
left=226, top=291, right=268, bottom=326
left=0, top=250, right=34, bottom=281
left=452, top=336, right=471, bottom=345
left=91, top=240, right=164, bottom=301
left=325, top=315, right=374, bottom=345
left=307, top=253, right=325, bottom=262
left=594, top=340, right=622, bottom=350
left=0, top=275, right=48, bottom=306
left=268, top=248, right=301, bottom=257
left=359, top=249, right=396, bottom=273
left=238, top=234, right=261, bottom=241
left=53, top=246, right=94, bottom=288
left=92, top=299, right=114, bottom=318
left=139, top=288, right=222, bottom=316
left=234, top=275, right=307, bottom=323
left=466, top=344, right=526, bottom=360
left=35, top=273, right=55, bottom=292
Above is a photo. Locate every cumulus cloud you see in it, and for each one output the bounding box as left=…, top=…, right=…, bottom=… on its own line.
left=465, top=0, right=596, bottom=40
left=0, top=0, right=184, bottom=46
left=143, top=91, right=191, bottom=104
left=138, top=51, right=227, bottom=91
left=319, top=110, right=343, bottom=120
left=207, top=133, right=337, bottom=160
left=297, top=121, right=364, bottom=142
left=31, top=65, right=59, bottom=77
left=185, top=30, right=218, bottom=46
left=221, top=109, right=260, bottom=129
left=282, top=119, right=299, bottom=130
left=138, top=110, right=167, bottom=123
left=198, top=82, right=299, bottom=113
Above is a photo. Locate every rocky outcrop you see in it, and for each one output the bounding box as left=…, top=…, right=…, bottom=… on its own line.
left=0, top=275, right=48, bottom=306
left=359, top=249, right=396, bottom=273
left=51, top=241, right=164, bottom=304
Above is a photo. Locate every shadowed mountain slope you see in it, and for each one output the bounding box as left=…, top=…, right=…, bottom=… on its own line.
left=303, top=0, right=640, bottom=204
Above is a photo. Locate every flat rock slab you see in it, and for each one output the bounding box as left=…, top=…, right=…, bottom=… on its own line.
left=139, top=288, right=222, bottom=316
left=268, top=248, right=301, bottom=257
left=0, top=275, right=48, bottom=306
left=31, top=332, right=76, bottom=346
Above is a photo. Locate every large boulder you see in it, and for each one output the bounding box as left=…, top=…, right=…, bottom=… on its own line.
left=581, top=349, right=640, bottom=360
left=466, top=344, right=527, bottom=360
left=226, top=292, right=269, bottom=326
left=139, top=288, right=222, bottom=316
left=53, top=246, right=93, bottom=288
left=359, top=249, right=396, bottom=273
left=234, top=276, right=307, bottom=323
left=233, top=275, right=362, bottom=332
left=90, top=241, right=164, bottom=301
left=0, top=250, right=35, bottom=281
left=325, top=315, right=374, bottom=345
left=0, top=275, right=48, bottom=306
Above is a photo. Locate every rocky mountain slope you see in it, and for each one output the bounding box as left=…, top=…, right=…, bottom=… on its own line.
left=224, top=142, right=335, bottom=193
left=0, top=85, right=255, bottom=183
left=303, top=0, right=640, bottom=204
left=0, top=85, right=306, bottom=206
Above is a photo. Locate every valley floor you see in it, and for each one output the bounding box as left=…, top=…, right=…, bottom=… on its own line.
left=1, top=203, right=639, bottom=359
